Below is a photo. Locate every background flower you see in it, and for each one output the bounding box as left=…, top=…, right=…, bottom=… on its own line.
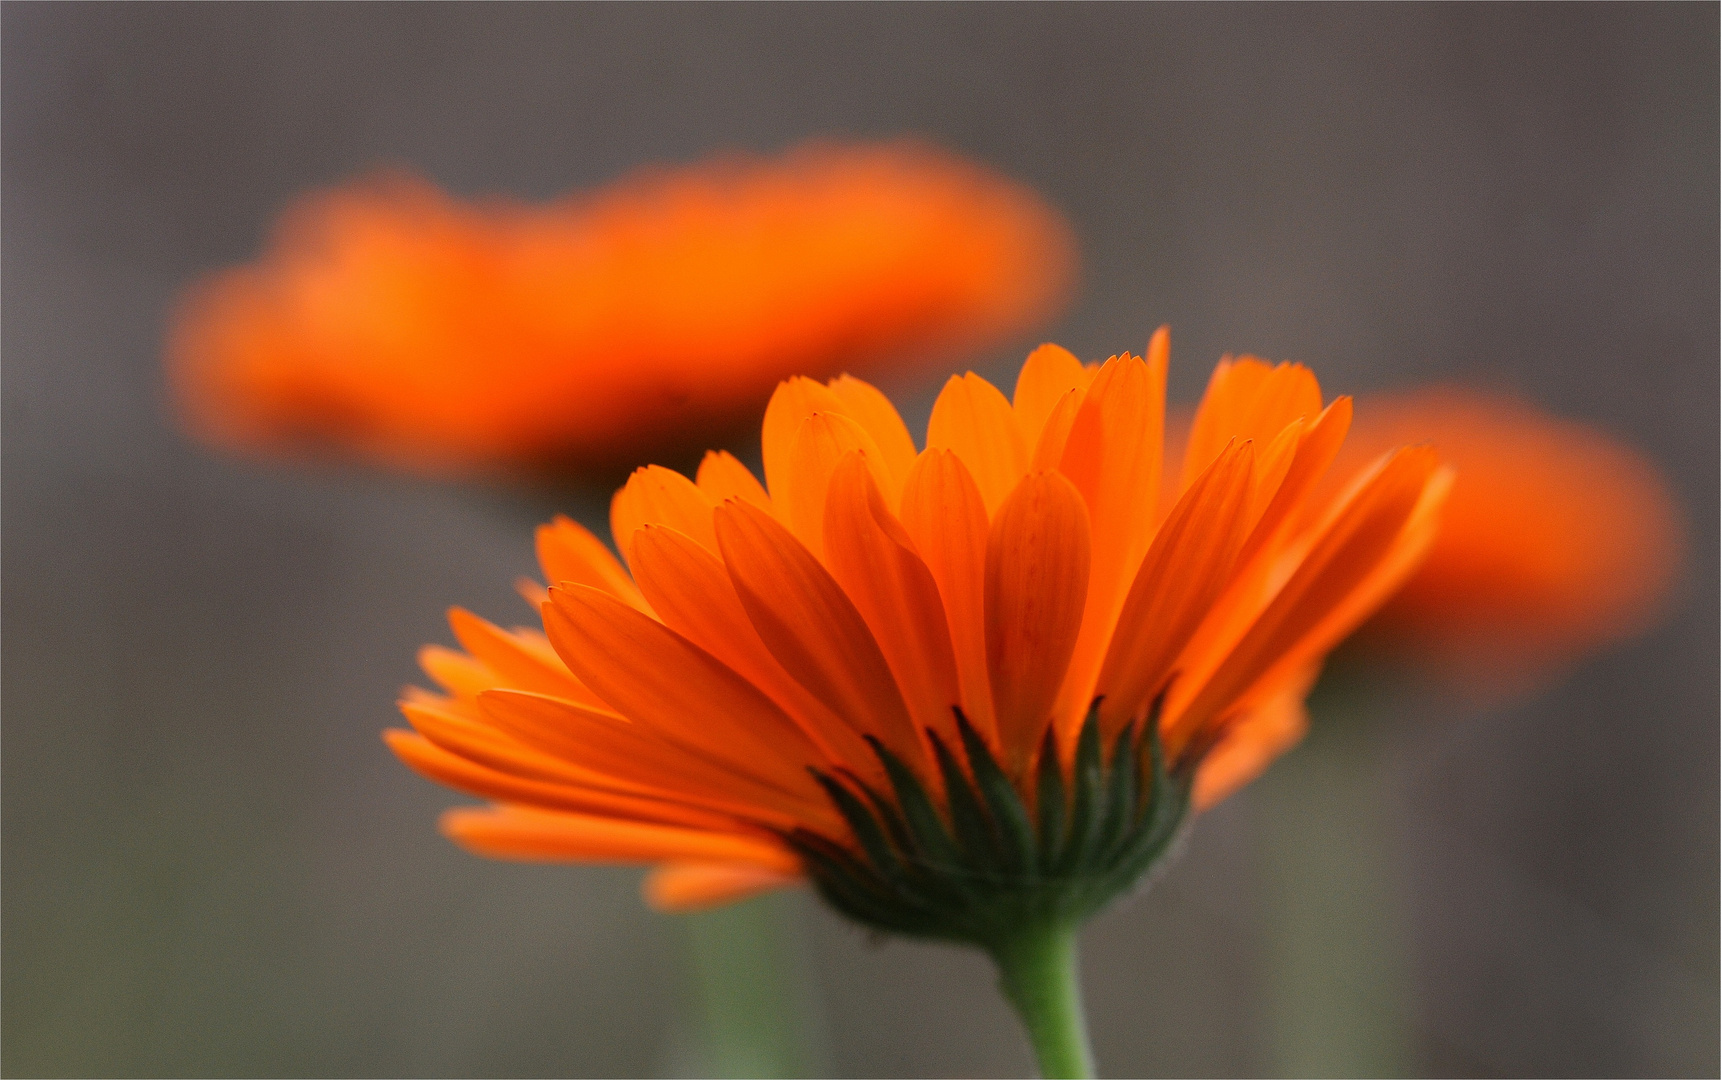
left=166, top=140, right=1074, bottom=478
left=1335, top=388, right=1686, bottom=695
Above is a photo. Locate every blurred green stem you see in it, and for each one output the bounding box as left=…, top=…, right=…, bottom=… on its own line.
left=682, top=892, right=825, bottom=1078
left=991, top=921, right=1095, bottom=1080
left=1256, top=676, right=1416, bottom=1077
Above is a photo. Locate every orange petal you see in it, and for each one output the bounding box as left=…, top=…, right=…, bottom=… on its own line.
left=610, top=465, right=718, bottom=564
left=418, top=643, right=498, bottom=701
left=1013, top=343, right=1087, bottom=439
left=644, top=862, right=802, bottom=912
left=1236, top=397, right=1354, bottom=567
left=1183, top=357, right=1323, bottom=489
left=985, top=470, right=1092, bottom=771
left=535, top=515, right=649, bottom=612
left=827, top=374, right=919, bottom=491
left=927, top=372, right=1029, bottom=515
left=1171, top=447, right=1444, bottom=742
left=387, top=727, right=753, bottom=828
left=399, top=701, right=737, bottom=831
left=781, top=412, right=895, bottom=559
left=447, top=607, right=610, bottom=708
left=627, top=524, right=872, bottom=769
left=541, top=586, right=825, bottom=801
left=1190, top=665, right=1315, bottom=809
left=474, top=688, right=822, bottom=830
left=898, top=448, right=998, bottom=745
left=441, top=804, right=800, bottom=871
left=1030, top=387, right=1085, bottom=472
left=1095, top=440, right=1256, bottom=736
left=714, top=499, right=924, bottom=770
left=1052, top=352, right=1167, bottom=731
left=822, top=453, right=964, bottom=750
left=695, top=450, right=776, bottom=516
left=760, top=376, right=845, bottom=504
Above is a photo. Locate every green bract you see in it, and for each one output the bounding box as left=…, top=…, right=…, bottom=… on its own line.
left=784, top=699, right=1197, bottom=952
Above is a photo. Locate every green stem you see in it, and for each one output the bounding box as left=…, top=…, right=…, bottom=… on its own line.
left=990, top=922, right=1096, bottom=1079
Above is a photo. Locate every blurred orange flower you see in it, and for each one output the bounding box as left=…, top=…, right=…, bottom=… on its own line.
left=1333, top=388, right=1685, bottom=693
left=387, top=334, right=1450, bottom=919
left=167, top=140, right=1074, bottom=478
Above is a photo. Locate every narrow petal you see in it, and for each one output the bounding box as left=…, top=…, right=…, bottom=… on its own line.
left=1030, top=387, right=1084, bottom=472
left=714, top=499, right=925, bottom=770
left=1170, top=447, right=1445, bottom=743
left=1235, top=397, right=1354, bottom=568
left=418, top=643, right=497, bottom=701
left=535, top=515, right=649, bottom=611
left=898, top=448, right=997, bottom=744
left=628, top=523, right=873, bottom=769
left=760, top=376, right=845, bottom=504
left=386, top=727, right=769, bottom=828
left=1012, top=342, right=1087, bottom=438
left=782, top=412, right=895, bottom=558
left=927, top=372, right=1029, bottom=515
left=441, top=805, right=800, bottom=871
left=985, top=470, right=1092, bottom=771
left=398, top=701, right=738, bottom=831
left=1051, top=352, right=1167, bottom=730
left=541, top=586, right=826, bottom=800
left=827, top=374, right=919, bottom=490
left=695, top=450, right=776, bottom=515
left=644, top=862, right=802, bottom=912
left=447, top=607, right=611, bottom=709
left=474, top=687, right=828, bottom=830
left=1183, top=357, right=1323, bottom=488
left=610, top=465, right=717, bottom=564
left=1095, top=440, right=1256, bottom=736
left=822, top=452, right=964, bottom=749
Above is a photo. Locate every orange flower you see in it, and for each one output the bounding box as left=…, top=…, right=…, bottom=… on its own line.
left=387, top=332, right=1450, bottom=930
left=1332, top=388, right=1685, bottom=693
left=166, top=140, right=1074, bottom=478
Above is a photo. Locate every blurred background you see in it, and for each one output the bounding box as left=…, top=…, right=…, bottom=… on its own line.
left=3, top=5, right=1716, bottom=1076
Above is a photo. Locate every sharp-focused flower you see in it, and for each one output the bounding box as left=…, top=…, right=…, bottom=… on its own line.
left=388, top=333, right=1450, bottom=935
left=1327, top=388, right=1685, bottom=694
left=166, top=140, right=1073, bottom=478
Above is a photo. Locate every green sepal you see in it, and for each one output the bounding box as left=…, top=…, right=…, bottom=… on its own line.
left=788, top=697, right=1203, bottom=950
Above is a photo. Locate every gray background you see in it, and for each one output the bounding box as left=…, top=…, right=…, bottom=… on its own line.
left=4, top=4, right=1716, bottom=1077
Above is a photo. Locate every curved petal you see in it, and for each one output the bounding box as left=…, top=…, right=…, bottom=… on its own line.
left=1183, top=357, right=1323, bottom=489
left=714, top=499, right=924, bottom=770
left=985, top=470, right=1092, bottom=771
left=1170, top=447, right=1445, bottom=745
left=535, top=515, right=649, bottom=611
left=822, top=452, right=963, bottom=749
left=761, top=376, right=845, bottom=503
left=695, top=450, right=776, bottom=516
left=611, top=465, right=717, bottom=563
left=1012, top=342, right=1087, bottom=438
left=541, top=586, right=826, bottom=799
left=441, top=805, right=799, bottom=871
left=1052, top=352, right=1167, bottom=730
left=927, top=372, right=1028, bottom=515
left=628, top=523, right=873, bottom=770
left=898, top=448, right=997, bottom=744
left=1095, top=440, right=1256, bottom=737
left=782, top=411, right=895, bottom=558
left=827, top=374, right=919, bottom=490
left=447, top=607, right=611, bottom=709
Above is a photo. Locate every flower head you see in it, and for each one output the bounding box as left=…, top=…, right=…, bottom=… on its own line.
left=1332, top=388, right=1685, bottom=694
left=387, top=332, right=1449, bottom=940
left=167, top=140, right=1073, bottom=478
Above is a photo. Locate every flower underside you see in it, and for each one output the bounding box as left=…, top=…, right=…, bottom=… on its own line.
left=789, top=698, right=1198, bottom=949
